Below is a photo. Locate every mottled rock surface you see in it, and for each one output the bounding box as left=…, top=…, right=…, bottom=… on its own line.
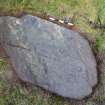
left=0, top=15, right=97, bottom=99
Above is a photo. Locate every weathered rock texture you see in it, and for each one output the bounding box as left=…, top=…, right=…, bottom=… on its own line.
left=0, top=15, right=97, bottom=99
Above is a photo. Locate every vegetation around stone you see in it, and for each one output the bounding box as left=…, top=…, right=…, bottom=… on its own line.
left=0, top=0, right=105, bottom=105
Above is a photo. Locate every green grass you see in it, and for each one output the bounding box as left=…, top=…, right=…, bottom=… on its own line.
left=1, top=0, right=105, bottom=105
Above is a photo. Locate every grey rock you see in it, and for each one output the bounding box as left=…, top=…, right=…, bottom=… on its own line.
left=0, top=15, right=97, bottom=99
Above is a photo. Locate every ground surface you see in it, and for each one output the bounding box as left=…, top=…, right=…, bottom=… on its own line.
left=0, top=0, right=105, bottom=105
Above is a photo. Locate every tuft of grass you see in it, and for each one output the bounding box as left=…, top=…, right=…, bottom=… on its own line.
left=86, top=101, right=96, bottom=105
left=0, top=58, right=7, bottom=71
left=96, top=35, right=105, bottom=52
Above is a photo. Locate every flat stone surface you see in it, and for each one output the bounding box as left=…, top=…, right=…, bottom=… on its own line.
left=0, top=15, right=97, bottom=99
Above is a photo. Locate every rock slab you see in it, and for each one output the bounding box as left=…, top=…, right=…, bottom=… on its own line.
left=0, top=15, right=97, bottom=99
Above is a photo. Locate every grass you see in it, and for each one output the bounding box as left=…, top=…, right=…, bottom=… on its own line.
left=0, top=0, right=105, bottom=105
